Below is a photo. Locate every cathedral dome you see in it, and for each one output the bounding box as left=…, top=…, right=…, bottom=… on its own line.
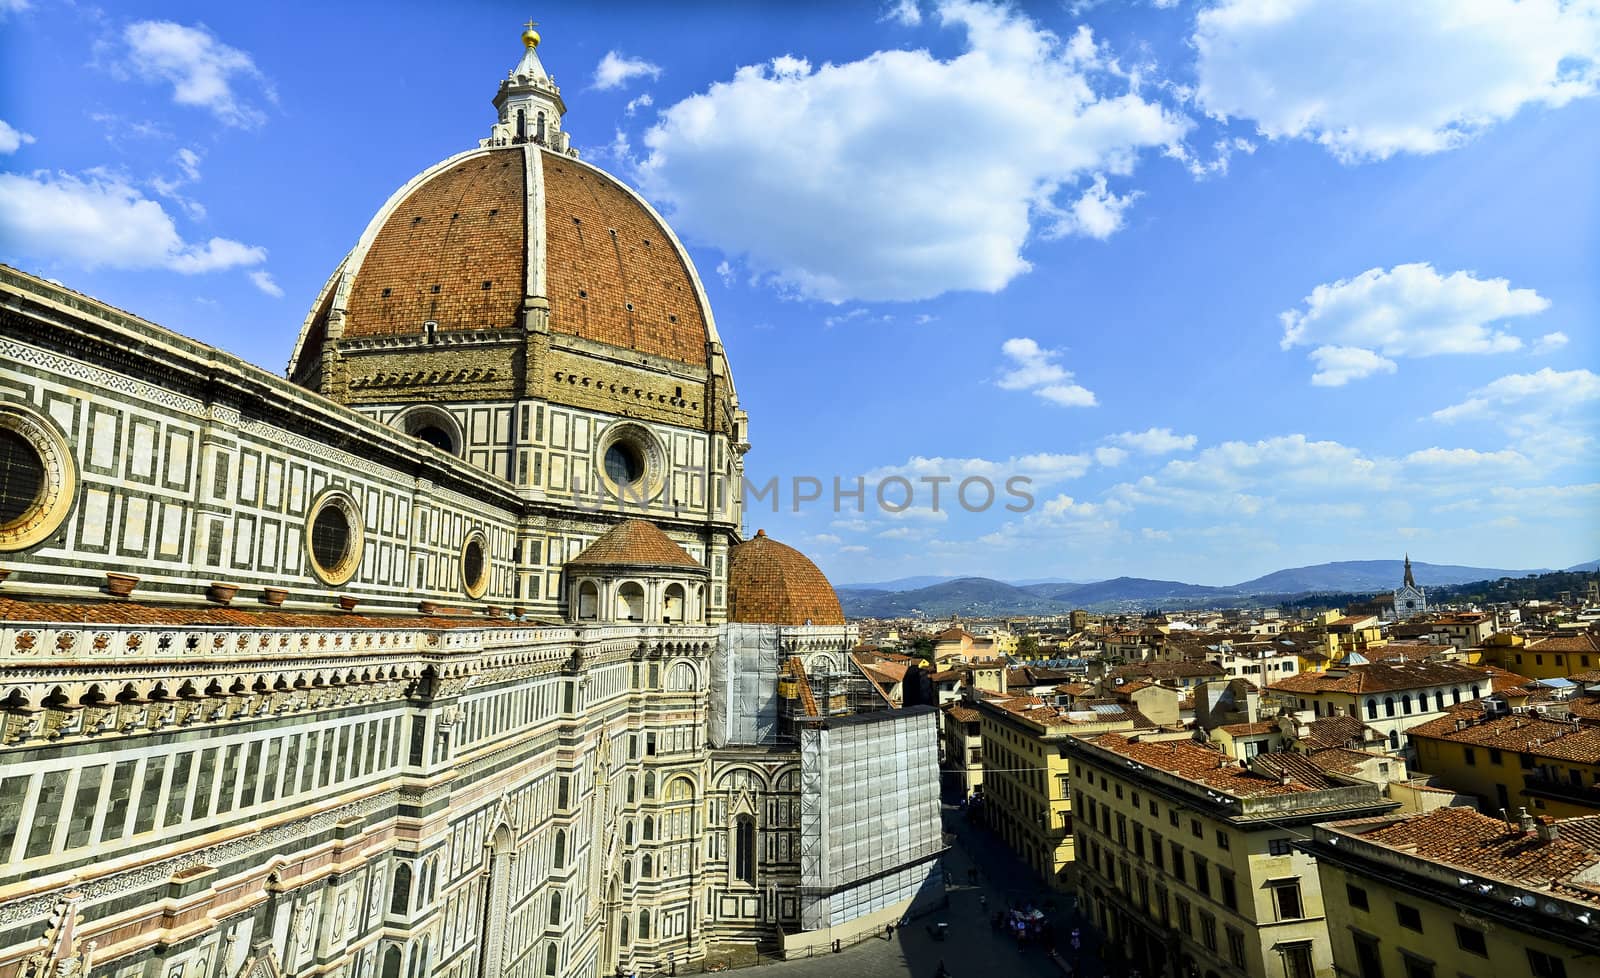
left=285, top=29, right=732, bottom=408
left=289, top=145, right=714, bottom=371
left=728, top=530, right=845, bottom=627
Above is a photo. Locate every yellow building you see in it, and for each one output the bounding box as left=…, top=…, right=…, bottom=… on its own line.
left=941, top=702, right=984, bottom=797
left=975, top=697, right=1148, bottom=889
left=1066, top=733, right=1396, bottom=978
left=1307, top=806, right=1599, bottom=978
left=1492, top=632, right=1600, bottom=680
left=1408, top=703, right=1600, bottom=817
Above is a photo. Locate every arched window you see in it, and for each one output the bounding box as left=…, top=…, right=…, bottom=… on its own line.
left=625, top=821, right=635, bottom=845
left=553, top=830, right=566, bottom=870
left=624, top=860, right=633, bottom=884
left=644, top=773, right=655, bottom=798
left=627, top=775, right=636, bottom=804
left=536, top=112, right=547, bottom=144
left=1471, top=685, right=1481, bottom=699
left=735, top=815, right=756, bottom=886
left=390, top=864, right=412, bottom=915
left=621, top=916, right=630, bottom=946
left=1401, top=694, right=1413, bottom=715
left=548, top=891, right=561, bottom=926
left=516, top=109, right=525, bottom=141
left=577, top=580, right=599, bottom=621
left=1452, top=688, right=1462, bottom=705
left=639, top=909, right=651, bottom=940
left=618, top=582, right=646, bottom=621
left=642, top=853, right=653, bottom=878
left=408, top=937, right=429, bottom=978
left=1366, top=698, right=1378, bottom=720
left=643, top=816, right=654, bottom=841
left=1388, top=730, right=1400, bottom=750
left=663, top=583, right=686, bottom=624
left=544, top=943, right=557, bottom=977
left=1384, top=697, right=1396, bottom=718
left=381, top=946, right=402, bottom=978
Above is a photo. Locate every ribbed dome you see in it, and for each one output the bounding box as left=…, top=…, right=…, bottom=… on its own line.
left=568, top=519, right=702, bottom=570
left=728, top=530, right=845, bottom=626
left=288, top=146, right=714, bottom=374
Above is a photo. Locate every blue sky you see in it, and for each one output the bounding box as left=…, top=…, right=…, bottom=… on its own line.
left=2, top=0, right=1597, bottom=586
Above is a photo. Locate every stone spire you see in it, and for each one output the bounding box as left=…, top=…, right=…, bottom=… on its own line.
left=1403, top=553, right=1416, bottom=589
left=483, top=22, right=573, bottom=154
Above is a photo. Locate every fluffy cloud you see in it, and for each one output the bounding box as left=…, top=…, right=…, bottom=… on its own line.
left=1431, top=367, right=1600, bottom=423
left=1307, top=345, right=1398, bottom=387
left=249, top=270, right=284, bottom=297
left=1154, top=434, right=1391, bottom=493
left=624, top=93, right=654, bottom=117
left=1194, top=0, right=1600, bottom=162
left=637, top=1, right=1188, bottom=302
left=1280, top=263, right=1549, bottom=383
left=0, top=169, right=266, bottom=275
left=1111, top=427, right=1197, bottom=454
left=594, top=51, right=662, bottom=90
left=997, top=337, right=1097, bottom=407
left=0, top=120, right=35, bottom=154
left=1094, top=446, right=1128, bottom=467
left=884, top=0, right=923, bottom=26
left=1533, top=331, right=1570, bottom=354
left=123, top=21, right=273, bottom=128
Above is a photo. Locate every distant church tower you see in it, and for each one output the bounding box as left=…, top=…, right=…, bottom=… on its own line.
left=1392, top=554, right=1426, bottom=620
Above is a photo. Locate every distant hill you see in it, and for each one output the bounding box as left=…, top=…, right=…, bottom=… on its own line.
left=1567, top=559, right=1600, bottom=573
left=837, top=558, right=1571, bottom=618
left=839, top=575, right=959, bottom=592
left=1232, top=560, right=1548, bottom=595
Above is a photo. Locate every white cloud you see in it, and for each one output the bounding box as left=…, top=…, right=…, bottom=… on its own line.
left=1194, top=0, right=1600, bottom=162
left=839, top=545, right=870, bottom=554
left=1308, top=345, right=1398, bottom=387
left=624, top=93, right=654, bottom=117
left=1154, top=434, right=1391, bottom=493
left=149, top=147, right=206, bottom=220
left=812, top=533, right=844, bottom=545
left=0, top=169, right=265, bottom=275
left=997, top=337, right=1098, bottom=407
left=1041, top=173, right=1141, bottom=239
left=865, top=452, right=1092, bottom=488
left=1280, top=263, right=1549, bottom=383
left=1094, top=446, right=1128, bottom=467
left=594, top=51, right=662, bottom=90
left=1140, top=527, right=1172, bottom=542
left=248, top=270, right=283, bottom=297
left=1111, top=426, right=1197, bottom=454
left=1533, top=331, right=1570, bottom=354
left=0, top=119, right=35, bottom=154
left=1431, top=367, right=1600, bottom=423
left=1404, top=446, right=1527, bottom=468
left=123, top=21, right=273, bottom=128
left=174, top=147, right=201, bottom=181
left=715, top=260, right=735, bottom=286
left=0, top=0, right=31, bottom=15
left=637, top=1, right=1189, bottom=302
left=884, top=0, right=923, bottom=26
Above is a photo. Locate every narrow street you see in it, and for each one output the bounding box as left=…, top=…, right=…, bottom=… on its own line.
left=733, top=804, right=1119, bottom=978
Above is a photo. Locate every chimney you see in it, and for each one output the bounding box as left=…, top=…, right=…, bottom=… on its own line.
left=1518, top=807, right=1535, bottom=833
left=1536, top=819, right=1560, bottom=843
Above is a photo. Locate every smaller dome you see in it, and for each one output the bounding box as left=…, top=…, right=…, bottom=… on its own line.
left=568, top=519, right=702, bottom=570
left=728, top=530, right=845, bottom=626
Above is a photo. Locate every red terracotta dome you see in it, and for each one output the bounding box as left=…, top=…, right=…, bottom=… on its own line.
left=728, top=530, right=845, bottom=626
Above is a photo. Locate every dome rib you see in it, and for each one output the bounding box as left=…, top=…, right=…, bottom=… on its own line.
left=728, top=530, right=845, bottom=626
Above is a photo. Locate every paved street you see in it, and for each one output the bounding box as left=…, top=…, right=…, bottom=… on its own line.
left=723, top=805, right=1119, bottom=978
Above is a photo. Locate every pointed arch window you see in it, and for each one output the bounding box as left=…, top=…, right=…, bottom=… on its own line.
left=544, top=944, right=557, bottom=976
left=548, top=891, right=561, bottom=927
left=735, top=815, right=756, bottom=886
left=643, top=816, right=654, bottom=841
left=391, top=864, right=412, bottom=915
left=553, top=829, right=566, bottom=870
left=639, top=909, right=651, bottom=940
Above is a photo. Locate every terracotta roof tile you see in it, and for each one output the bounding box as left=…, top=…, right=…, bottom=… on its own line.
left=727, top=530, right=844, bottom=626
left=344, top=150, right=527, bottom=338
left=1086, top=734, right=1337, bottom=797
left=542, top=154, right=709, bottom=364
left=566, top=519, right=702, bottom=569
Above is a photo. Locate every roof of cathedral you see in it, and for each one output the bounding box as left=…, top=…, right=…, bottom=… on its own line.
left=294, top=147, right=711, bottom=365
left=287, top=32, right=722, bottom=384
left=727, top=530, right=845, bottom=627
left=567, top=519, right=703, bottom=570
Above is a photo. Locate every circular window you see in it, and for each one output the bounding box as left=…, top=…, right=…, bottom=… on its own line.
left=595, top=423, right=665, bottom=502
left=461, top=529, right=489, bottom=599
left=305, top=490, right=364, bottom=586
left=604, top=441, right=644, bottom=487
left=0, top=407, right=76, bottom=552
